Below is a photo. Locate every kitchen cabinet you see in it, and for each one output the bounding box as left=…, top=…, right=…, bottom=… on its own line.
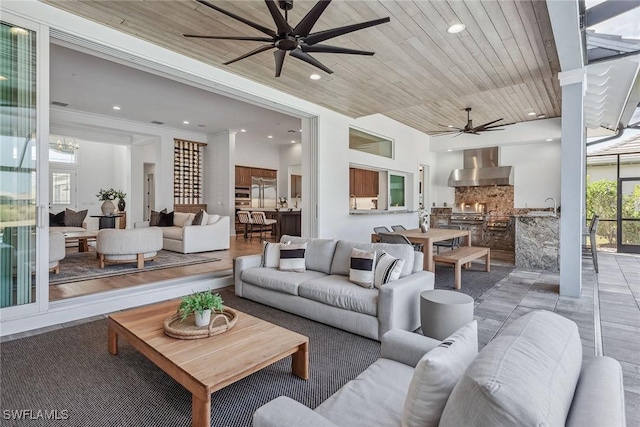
left=235, top=166, right=252, bottom=187
left=290, top=174, right=302, bottom=198
left=349, top=168, right=379, bottom=197
left=250, top=168, right=277, bottom=179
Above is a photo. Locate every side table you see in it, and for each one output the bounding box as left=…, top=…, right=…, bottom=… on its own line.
left=91, top=214, right=124, bottom=230
left=420, top=289, right=474, bottom=340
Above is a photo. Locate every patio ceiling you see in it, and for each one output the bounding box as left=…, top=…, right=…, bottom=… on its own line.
left=41, top=0, right=561, bottom=135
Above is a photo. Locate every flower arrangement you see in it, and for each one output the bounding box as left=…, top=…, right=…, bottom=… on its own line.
left=278, top=197, right=288, bottom=207
left=96, top=188, right=125, bottom=201
left=417, top=205, right=430, bottom=224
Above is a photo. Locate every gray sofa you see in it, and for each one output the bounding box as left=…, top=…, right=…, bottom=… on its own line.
left=234, top=235, right=434, bottom=340
left=254, top=310, right=626, bottom=427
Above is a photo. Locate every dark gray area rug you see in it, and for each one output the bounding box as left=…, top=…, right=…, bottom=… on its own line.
left=0, top=290, right=381, bottom=427
left=434, top=264, right=514, bottom=300
left=50, top=250, right=221, bottom=285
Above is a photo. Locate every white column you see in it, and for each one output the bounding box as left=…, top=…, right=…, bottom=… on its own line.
left=204, top=131, right=236, bottom=230
left=559, top=69, right=586, bottom=297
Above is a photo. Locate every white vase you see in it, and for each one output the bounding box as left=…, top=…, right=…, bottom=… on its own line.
left=194, top=309, right=212, bottom=327
left=101, top=200, right=115, bottom=216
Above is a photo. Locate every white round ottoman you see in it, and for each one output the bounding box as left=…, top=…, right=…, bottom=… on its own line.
left=420, top=290, right=474, bottom=340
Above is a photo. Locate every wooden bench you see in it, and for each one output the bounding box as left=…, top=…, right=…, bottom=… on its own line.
left=433, top=246, right=490, bottom=290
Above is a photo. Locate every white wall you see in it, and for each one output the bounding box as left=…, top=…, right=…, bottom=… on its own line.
left=235, top=140, right=280, bottom=170
left=279, top=143, right=302, bottom=200
left=431, top=151, right=462, bottom=207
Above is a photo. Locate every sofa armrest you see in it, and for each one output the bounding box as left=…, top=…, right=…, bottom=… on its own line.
left=380, top=329, right=441, bottom=367
left=378, top=270, right=435, bottom=338
left=134, top=221, right=150, bottom=228
left=566, top=356, right=626, bottom=427
left=182, top=216, right=230, bottom=252
left=234, top=254, right=263, bottom=297
left=253, top=396, right=337, bottom=427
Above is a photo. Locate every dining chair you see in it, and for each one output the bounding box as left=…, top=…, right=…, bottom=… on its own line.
left=391, top=225, right=406, bottom=231
left=378, top=232, right=424, bottom=252
left=433, top=224, right=463, bottom=253
left=251, top=211, right=277, bottom=242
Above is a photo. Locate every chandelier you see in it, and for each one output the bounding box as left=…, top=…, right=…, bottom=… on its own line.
left=50, top=136, right=79, bottom=153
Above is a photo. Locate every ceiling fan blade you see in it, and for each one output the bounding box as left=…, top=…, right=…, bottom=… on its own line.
left=482, top=123, right=512, bottom=130
left=452, top=132, right=464, bottom=139
left=264, top=0, right=292, bottom=34
left=303, top=17, right=390, bottom=46
left=223, top=45, right=274, bottom=65
left=479, top=129, right=504, bottom=131
left=195, top=0, right=276, bottom=38
left=300, top=43, right=375, bottom=55
left=183, top=35, right=274, bottom=42
left=473, top=118, right=504, bottom=130
left=274, top=49, right=286, bottom=77
left=289, top=49, right=333, bottom=74
left=293, top=0, right=332, bottom=37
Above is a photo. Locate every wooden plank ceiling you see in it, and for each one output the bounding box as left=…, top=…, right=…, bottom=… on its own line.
left=42, top=0, right=561, bottom=135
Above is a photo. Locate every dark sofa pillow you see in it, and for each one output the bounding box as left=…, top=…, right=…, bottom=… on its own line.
left=192, top=209, right=204, bottom=226
left=158, top=211, right=174, bottom=227
left=64, top=209, right=88, bottom=227
left=149, top=208, right=167, bottom=226
left=50, top=211, right=65, bottom=226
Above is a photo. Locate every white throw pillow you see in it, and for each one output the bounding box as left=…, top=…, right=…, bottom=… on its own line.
left=349, top=248, right=376, bottom=288
left=279, top=242, right=307, bottom=272
left=402, top=321, right=478, bottom=427
left=374, top=252, right=405, bottom=288
left=262, top=241, right=290, bottom=268
left=173, top=212, right=194, bottom=227
left=207, top=214, right=220, bottom=225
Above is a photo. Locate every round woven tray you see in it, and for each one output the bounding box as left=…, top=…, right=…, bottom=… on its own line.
left=163, top=306, right=238, bottom=340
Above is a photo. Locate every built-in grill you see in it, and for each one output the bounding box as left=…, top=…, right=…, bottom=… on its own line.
left=484, top=216, right=510, bottom=230
left=450, top=203, right=486, bottom=224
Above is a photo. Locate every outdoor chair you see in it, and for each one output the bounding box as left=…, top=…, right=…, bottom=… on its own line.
left=582, top=214, right=599, bottom=273
left=373, top=226, right=392, bottom=235
left=434, top=224, right=463, bottom=253
left=378, top=232, right=423, bottom=252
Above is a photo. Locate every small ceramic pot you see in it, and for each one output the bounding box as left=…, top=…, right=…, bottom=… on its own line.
left=194, top=309, right=212, bottom=327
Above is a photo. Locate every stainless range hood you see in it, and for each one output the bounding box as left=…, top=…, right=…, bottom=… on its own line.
left=448, top=147, right=514, bottom=187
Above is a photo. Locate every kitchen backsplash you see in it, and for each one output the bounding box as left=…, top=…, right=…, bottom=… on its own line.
left=455, top=186, right=514, bottom=214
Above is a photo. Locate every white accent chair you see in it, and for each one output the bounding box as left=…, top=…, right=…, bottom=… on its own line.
left=97, top=227, right=163, bottom=269
left=49, top=231, right=66, bottom=274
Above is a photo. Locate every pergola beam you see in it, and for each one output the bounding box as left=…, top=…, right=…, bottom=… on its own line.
left=586, top=0, right=640, bottom=28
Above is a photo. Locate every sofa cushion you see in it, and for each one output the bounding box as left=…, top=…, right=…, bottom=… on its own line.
left=279, top=242, right=307, bottom=272
left=281, top=235, right=338, bottom=274
left=173, top=212, right=194, bottom=227
left=439, top=310, right=582, bottom=427
left=64, top=208, right=87, bottom=227
left=158, top=211, right=174, bottom=227
left=207, top=214, right=220, bottom=224
left=331, top=241, right=414, bottom=278
left=262, top=241, right=289, bottom=268
left=298, top=275, right=378, bottom=316
left=161, top=226, right=183, bottom=240
left=149, top=208, right=167, bottom=226
left=316, top=358, right=413, bottom=427
left=374, top=252, right=404, bottom=288
left=50, top=211, right=65, bottom=226
left=241, top=268, right=326, bottom=296
left=402, top=321, right=478, bottom=427
left=349, top=248, right=376, bottom=288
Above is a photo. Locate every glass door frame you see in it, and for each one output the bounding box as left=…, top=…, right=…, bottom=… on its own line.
left=0, top=12, right=50, bottom=320
left=618, top=176, right=640, bottom=254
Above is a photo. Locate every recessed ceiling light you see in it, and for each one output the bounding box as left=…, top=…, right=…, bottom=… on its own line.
left=447, top=149, right=453, bottom=152
left=267, top=135, right=273, bottom=139
left=183, top=121, right=189, bottom=124
left=291, top=140, right=296, bottom=143
left=112, top=106, right=121, bottom=110
left=447, top=23, right=465, bottom=34
left=310, top=74, right=321, bottom=80
left=299, top=129, right=302, bottom=132
left=537, top=114, right=546, bottom=119
left=447, top=125, right=454, bottom=128
left=240, top=129, right=246, bottom=132
left=527, top=112, right=536, bottom=116
left=546, top=138, right=553, bottom=142
left=0, top=76, right=7, bottom=81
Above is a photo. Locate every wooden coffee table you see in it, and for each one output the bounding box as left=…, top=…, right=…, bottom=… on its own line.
left=63, top=230, right=97, bottom=252
left=108, top=300, right=309, bottom=427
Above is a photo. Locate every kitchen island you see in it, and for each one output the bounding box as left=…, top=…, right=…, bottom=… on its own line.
left=515, top=215, right=560, bottom=272
left=262, top=209, right=301, bottom=240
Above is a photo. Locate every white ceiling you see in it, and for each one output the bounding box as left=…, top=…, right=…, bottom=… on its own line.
left=50, top=43, right=301, bottom=145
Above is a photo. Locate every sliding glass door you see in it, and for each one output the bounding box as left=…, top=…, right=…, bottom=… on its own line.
left=0, top=20, right=39, bottom=309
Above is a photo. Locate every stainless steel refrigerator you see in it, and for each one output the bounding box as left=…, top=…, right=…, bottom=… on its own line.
left=251, top=177, right=277, bottom=209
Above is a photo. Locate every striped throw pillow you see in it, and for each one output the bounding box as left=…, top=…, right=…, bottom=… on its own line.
left=279, top=242, right=307, bottom=272
left=349, top=248, right=376, bottom=288
left=374, top=252, right=405, bottom=288
left=262, top=240, right=290, bottom=268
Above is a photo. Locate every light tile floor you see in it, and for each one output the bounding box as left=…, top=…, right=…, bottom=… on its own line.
left=3, top=251, right=639, bottom=423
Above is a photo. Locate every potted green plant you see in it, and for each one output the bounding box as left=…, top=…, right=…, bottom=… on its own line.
left=178, top=291, right=224, bottom=327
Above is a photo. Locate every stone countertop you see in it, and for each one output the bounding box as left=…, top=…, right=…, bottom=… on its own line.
left=349, top=210, right=416, bottom=215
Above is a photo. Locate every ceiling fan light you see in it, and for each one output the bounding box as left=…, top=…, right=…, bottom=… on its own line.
left=447, top=23, right=465, bottom=34
left=527, top=112, right=536, bottom=116
left=310, top=74, right=321, bottom=80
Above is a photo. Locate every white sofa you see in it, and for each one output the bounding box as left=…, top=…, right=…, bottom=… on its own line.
left=254, top=310, right=626, bottom=427
left=97, top=227, right=163, bottom=268
left=137, top=212, right=230, bottom=254
left=235, top=235, right=434, bottom=340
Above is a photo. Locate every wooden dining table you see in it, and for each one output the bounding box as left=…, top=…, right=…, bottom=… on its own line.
left=371, top=228, right=471, bottom=273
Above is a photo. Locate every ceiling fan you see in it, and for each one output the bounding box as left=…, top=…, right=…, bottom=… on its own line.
left=431, top=108, right=507, bottom=137
left=184, top=0, right=390, bottom=77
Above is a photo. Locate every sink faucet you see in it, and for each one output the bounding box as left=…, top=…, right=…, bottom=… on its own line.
left=294, top=194, right=300, bottom=208
left=350, top=194, right=357, bottom=210
left=545, top=197, right=557, bottom=214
